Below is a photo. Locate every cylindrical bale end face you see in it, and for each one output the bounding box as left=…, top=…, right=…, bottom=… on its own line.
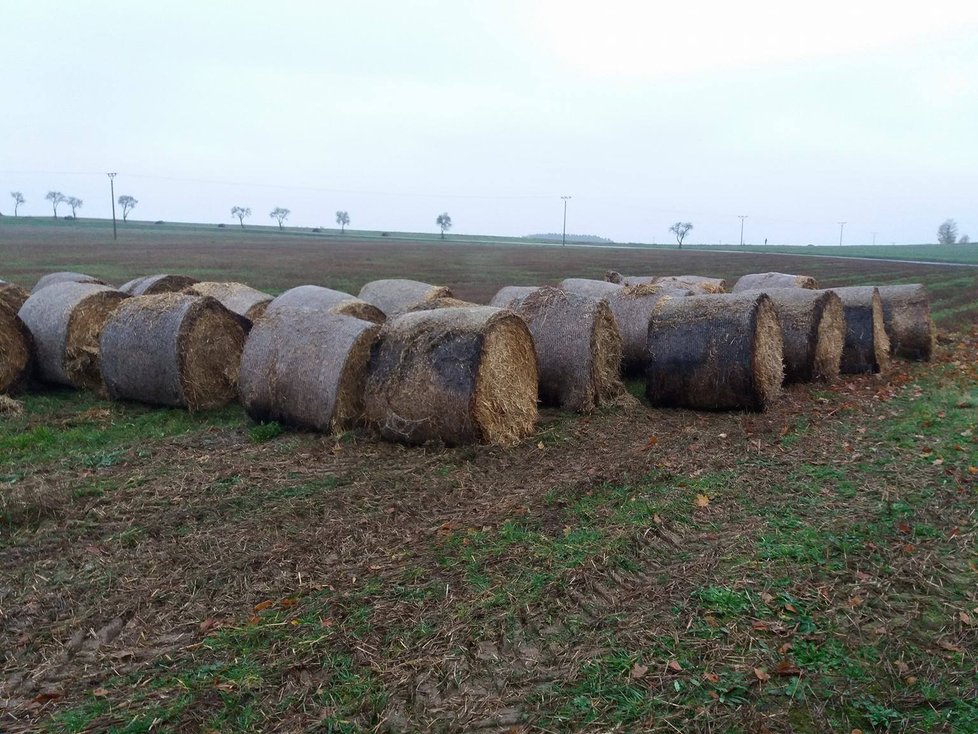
left=646, top=292, right=783, bottom=411
left=365, top=307, right=537, bottom=445
left=835, top=287, right=891, bottom=374
left=0, top=305, right=32, bottom=393
left=877, top=284, right=935, bottom=361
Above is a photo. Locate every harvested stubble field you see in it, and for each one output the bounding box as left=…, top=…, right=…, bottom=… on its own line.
left=1, top=219, right=978, bottom=732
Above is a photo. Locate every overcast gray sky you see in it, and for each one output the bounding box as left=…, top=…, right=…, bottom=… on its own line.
left=2, top=1, right=976, bottom=245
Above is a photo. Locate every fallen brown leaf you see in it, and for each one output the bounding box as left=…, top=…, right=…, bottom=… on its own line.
left=753, top=667, right=770, bottom=683
left=667, top=659, right=683, bottom=672
left=694, top=494, right=710, bottom=508
left=630, top=662, right=649, bottom=680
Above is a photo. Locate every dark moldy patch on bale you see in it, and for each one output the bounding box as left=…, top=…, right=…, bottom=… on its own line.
left=31, top=271, right=107, bottom=293
left=120, top=273, right=200, bottom=296
left=184, top=282, right=273, bottom=322
left=732, top=272, right=819, bottom=292
left=741, top=288, right=844, bottom=383
left=505, top=287, right=624, bottom=412
left=832, top=286, right=891, bottom=374
left=646, top=292, right=783, bottom=411
left=489, top=286, right=539, bottom=308
left=17, top=282, right=129, bottom=390
left=877, top=284, right=935, bottom=361
left=358, top=279, right=453, bottom=318
left=0, top=280, right=30, bottom=313
left=267, top=285, right=386, bottom=324
left=364, top=306, right=537, bottom=446
left=99, top=293, right=246, bottom=410
left=239, top=309, right=380, bottom=432
left=0, top=303, right=33, bottom=394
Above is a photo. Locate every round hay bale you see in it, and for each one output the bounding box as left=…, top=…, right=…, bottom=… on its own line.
left=505, top=287, right=624, bottom=412
left=0, top=280, right=30, bottom=313
left=653, top=275, right=727, bottom=294
left=407, top=297, right=480, bottom=312
left=239, top=309, right=380, bottom=432
left=732, top=272, right=819, bottom=292
left=741, top=288, right=844, bottom=382
left=31, top=271, right=107, bottom=293
left=489, top=286, right=540, bottom=308
left=364, top=306, right=538, bottom=446
left=358, top=279, right=453, bottom=317
left=0, top=304, right=33, bottom=394
left=185, top=282, right=273, bottom=321
left=266, top=286, right=386, bottom=324
left=18, top=282, right=129, bottom=390
left=831, top=286, right=891, bottom=374
left=646, top=292, right=783, bottom=411
left=100, top=294, right=246, bottom=410
left=120, top=273, right=200, bottom=296
left=877, top=284, right=935, bottom=361
left=561, top=279, right=692, bottom=373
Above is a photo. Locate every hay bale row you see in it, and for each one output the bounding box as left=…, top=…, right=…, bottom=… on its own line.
left=358, top=279, right=452, bottom=318
left=32, top=272, right=107, bottom=293
left=832, top=286, right=890, bottom=374
left=741, top=288, right=844, bottom=383
left=240, top=309, right=380, bottom=432
left=18, top=282, right=129, bottom=390
left=500, top=287, right=624, bottom=412
left=732, top=272, right=819, bottom=292
left=100, top=294, right=246, bottom=410
left=185, top=282, right=273, bottom=322
left=120, top=273, right=199, bottom=296
left=0, top=280, right=30, bottom=313
left=878, top=284, right=934, bottom=361
left=364, top=307, right=537, bottom=445
left=0, top=304, right=33, bottom=394
left=267, top=285, right=386, bottom=323
left=646, top=292, right=783, bottom=411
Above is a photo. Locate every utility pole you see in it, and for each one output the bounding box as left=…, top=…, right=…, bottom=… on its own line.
left=108, top=172, right=118, bottom=241
left=837, top=221, right=846, bottom=246
left=561, top=195, right=571, bottom=246
left=738, top=215, right=748, bottom=246
left=871, top=231, right=877, bottom=246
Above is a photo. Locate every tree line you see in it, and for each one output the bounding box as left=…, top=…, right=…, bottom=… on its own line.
left=7, top=191, right=138, bottom=221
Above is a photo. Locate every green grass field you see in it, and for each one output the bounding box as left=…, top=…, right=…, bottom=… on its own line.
left=1, top=218, right=977, bottom=732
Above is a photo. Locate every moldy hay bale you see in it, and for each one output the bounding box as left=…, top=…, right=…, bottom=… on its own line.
left=358, top=279, right=453, bottom=317
left=0, top=304, right=33, bottom=393
left=877, top=284, right=935, bottom=361
left=120, top=273, right=200, bottom=296
left=31, top=271, right=107, bottom=293
left=266, top=285, right=386, bottom=324
left=505, top=287, right=624, bottom=412
left=732, top=272, right=819, bottom=292
left=185, top=282, right=273, bottom=321
left=18, top=282, right=128, bottom=390
left=646, top=292, right=783, bottom=411
left=743, top=288, right=843, bottom=383
left=364, top=306, right=537, bottom=446
left=489, top=286, right=539, bottom=308
left=239, top=309, right=380, bottom=432
left=0, top=280, right=30, bottom=313
left=832, top=286, right=891, bottom=374
left=100, top=293, right=246, bottom=410
left=561, top=278, right=691, bottom=373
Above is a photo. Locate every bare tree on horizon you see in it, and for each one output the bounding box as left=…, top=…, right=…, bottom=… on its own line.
left=10, top=191, right=24, bottom=216
left=232, top=206, right=251, bottom=228
left=118, top=195, right=138, bottom=222
left=436, top=212, right=452, bottom=239
left=66, top=196, right=83, bottom=218
left=270, top=207, right=290, bottom=230
left=336, top=210, right=350, bottom=234
left=45, top=191, right=66, bottom=218
left=669, top=221, right=693, bottom=248
left=937, top=219, right=958, bottom=245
